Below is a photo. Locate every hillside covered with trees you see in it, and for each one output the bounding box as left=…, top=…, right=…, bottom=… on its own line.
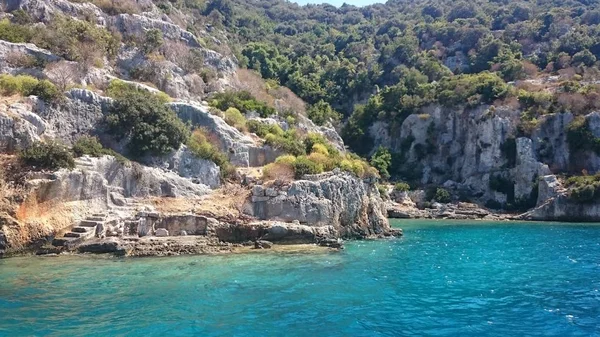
left=202, top=0, right=600, bottom=160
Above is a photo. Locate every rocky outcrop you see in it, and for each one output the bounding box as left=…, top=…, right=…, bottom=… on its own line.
left=169, top=101, right=280, bottom=167
left=244, top=170, right=393, bottom=239
left=32, top=155, right=214, bottom=205
left=369, top=104, right=594, bottom=210
left=0, top=103, right=43, bottom=152
left=0, top=40, right=60, bottom=73
left=523, top=195, right=600, bottom=222
left=5, top=0, right=105, bottom=24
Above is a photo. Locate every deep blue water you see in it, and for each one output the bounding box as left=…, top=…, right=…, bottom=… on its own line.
left=1, top=220, right=600, bottom=336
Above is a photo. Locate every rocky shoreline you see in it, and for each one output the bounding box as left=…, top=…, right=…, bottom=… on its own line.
left=387, top=201, right=517, bottom=221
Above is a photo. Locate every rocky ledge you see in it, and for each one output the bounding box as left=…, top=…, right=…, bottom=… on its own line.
left=387, top=201, right=516, bottom=221
left=244, top=170, right=398, bottom=239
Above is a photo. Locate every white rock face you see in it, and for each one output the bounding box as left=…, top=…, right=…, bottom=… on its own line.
left=531, top=112, right=573, bottom=171
left=5, top=0, right=105, bottom=24
left=147, top=146, right=221, bottom=189
left=154, top=228, right=169, bottom=237
left=32, top=155, right=213, bottom=205
left=523, top=195, right=600, bottom=222
left=244, top=171, right=391, bottom=238
left=0, top=103, right=44, bottom=152
left=512, top=138, right=551, bottom=200
left=536, top=175, right=564, bottom=206
left=0, top=40, right=60, bottom=73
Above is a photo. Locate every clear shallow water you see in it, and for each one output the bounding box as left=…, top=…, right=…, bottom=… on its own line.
left=1, top=220, right=600, bottom=336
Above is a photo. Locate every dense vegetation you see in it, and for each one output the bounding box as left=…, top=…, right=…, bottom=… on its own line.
left=19, top=142, right=75, bottom=170
left=194, top=0, right=600, bottom=159
left=105, top=83, right=189, bottom=157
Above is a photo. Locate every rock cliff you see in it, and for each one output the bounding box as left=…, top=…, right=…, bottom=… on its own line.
left=244, top=170, right=393, bottom=239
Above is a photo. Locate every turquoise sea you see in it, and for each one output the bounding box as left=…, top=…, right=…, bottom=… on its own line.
left=1, top=220, right=600, bottom=336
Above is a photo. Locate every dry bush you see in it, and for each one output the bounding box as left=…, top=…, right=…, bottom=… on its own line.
left=0, top=156, right=27, bottom=216
left=5, top=51, right=40, bottom=68
left=522, top=60, right=539, bottom=77
left=236, top=69, right=275, bottom=106
left=236, top=69, right=307, bottom=116
left=45, top=61, right=79, bottom=91
left=557, top=92, right=587, bottom=114
left=74, top=0, right=142, bottom=15
left=262, top=163, right=295, bottom=181
left=161, top=41, right=204, bottom=74
left=76, top=41, right=103, bottom=72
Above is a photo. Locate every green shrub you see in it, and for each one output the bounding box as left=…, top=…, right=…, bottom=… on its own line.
left=247, top=120, right=284, bottom=137
left=105, top=80, right=170, bottom=103
left=311, top=143, right=329, bottom=155
left=275, top=155, right=296, bottom=165
left=31, top=80, right=61, bottom=101
left=142, top=29, right=164, bottom=55
left=377, top=184, right=389, bottom=199
left=307, top=100, right=341, bottom=126
left=106, top=88, right=189, bottom=156
left=71, top=136, right=127, bottom=163
left=0, top=19, right=32, bottom=43
left=370, top=146, right=392, bottom=180
left=32, top=16, right=120, bottom=62
left=223, top=107, right=246, bottom=131
left=20, top=142, right=75, bottom=170
left=0, top=75, right=61, bottom=102
left=394, top=182, right=410, bottom=192
left=303, top=133, right=338, bottom=157
left=292, top=155, right=324, bottom=178
left=437, top=72, right=509, bottom=107
left=426, top=187, right=451, bottom=203
left=187, top=129, right=236, bottom=179
left=210, top=91, right=276, bottom=117
left=566, top=174, right=600, bottom=203
left=264, top=129, right=305, bottom=156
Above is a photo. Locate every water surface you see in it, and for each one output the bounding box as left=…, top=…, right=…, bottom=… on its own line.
left=1, top=220, right=600, bottom=336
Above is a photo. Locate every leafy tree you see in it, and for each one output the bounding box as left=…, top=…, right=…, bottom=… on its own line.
left=307, top=100, right=340, bottom=126
left=106, top=88, right=189, bottom=156
left=370, top=146, right=392, bottom=179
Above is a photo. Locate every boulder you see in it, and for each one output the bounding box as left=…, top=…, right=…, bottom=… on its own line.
left=155, top=228, right=169, bottom=237
left=254, top=240, right=273, bottom=249
left=78, top=239, right=128, bottom=256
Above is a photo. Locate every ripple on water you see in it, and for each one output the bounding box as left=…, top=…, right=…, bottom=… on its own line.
left=1, top=221, right=600, bottom=336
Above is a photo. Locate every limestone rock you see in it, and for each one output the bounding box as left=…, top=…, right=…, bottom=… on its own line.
left=536, top=175, right=564, bottom=206
left=155, top=228, right=169, bottom=237
left=245, top=171, right=392, bottom=239
left=32, top=156, right=213, bottom=205
left=0, top=40, right=60, bottom=72
left=5, top=0, right=105, bottom=24
left=512, top=137, right=551, bottom=200
left=169, top=102, right=263, bottom=167
left=146, top=146, right=221, bottom=189
left=254, top=240, right=273, bottom=249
